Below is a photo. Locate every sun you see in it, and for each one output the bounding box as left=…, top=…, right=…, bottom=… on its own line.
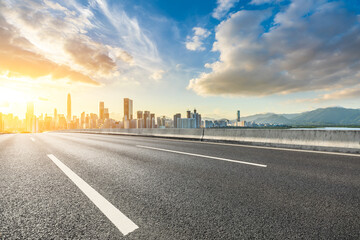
left=0, top=86, right=31, bottom=106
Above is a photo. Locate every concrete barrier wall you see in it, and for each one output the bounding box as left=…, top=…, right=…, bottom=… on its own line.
left=203, top=129, right=360, bottom=153
left=59, top=128, right=360, bottom=153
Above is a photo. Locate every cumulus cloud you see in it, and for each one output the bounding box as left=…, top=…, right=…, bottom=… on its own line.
left=0, top=15, right=99, bottom=85
left=63, top=37, right=117, bottom=75
left=186, top=27, right=211, bottom=51
left=188, top=0, right=360, bottom=96
left=212, top=0, right=239, bottom=20
left=0, top=0, right=161, bottom=86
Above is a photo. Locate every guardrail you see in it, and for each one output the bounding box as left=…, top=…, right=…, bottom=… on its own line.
left=56, top=128, right=360, bottom=154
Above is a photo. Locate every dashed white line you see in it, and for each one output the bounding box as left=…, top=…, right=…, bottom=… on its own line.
left=137, top=145, right=267, bottom=168
left=47, top=154, right=138, bottom=236
left=30, top=137, right=36, bottom=142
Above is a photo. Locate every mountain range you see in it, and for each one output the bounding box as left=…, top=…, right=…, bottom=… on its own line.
left=235, top=107, right=360, bottom=126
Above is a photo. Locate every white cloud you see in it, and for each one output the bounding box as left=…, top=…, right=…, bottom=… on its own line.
left=321, top=87, right=360, bottom=101
left=185, top=27, right=211, bottom=51
left=94, top=0, right=160, bottom=66
left=296, top=86, right=360, bottom=103
left=0, top=0, right=163, bottom=87
left=150, top=70, right=165, bottom=81
left=188, top=0, right=360, bottom=97
left=212, top=0, right=239, bottom=20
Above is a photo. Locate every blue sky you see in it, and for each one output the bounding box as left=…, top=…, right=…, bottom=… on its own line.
left=0, top=0, right=360, bottom=119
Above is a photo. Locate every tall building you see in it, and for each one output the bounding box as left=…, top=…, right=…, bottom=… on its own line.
left=144, top=111, right=150, bottom=128
left=177, top=118, right=196, bottom=128
left=81, top=112, right=85, bottom=128
left=193, top=109, right=201, bottom=128
left=237, top=110, right=240, bottom=122
left=104, top=108, right=109, bottom=119
left=186, top=110, right=191, bottom=118
left=124, top=98, right=133, bottom=120
left=67, top=93, right=71, bottom=122
left=99, top=102, right=104, bottom=120
left=173, top=113, right=181, bottom=128
left=176, top=109, right=201, bottom=128
left=137, top=111, right=143, bottom=119
left=150, top=113, right=155, bottom=128
left=26, top=102, right=34, bottom=132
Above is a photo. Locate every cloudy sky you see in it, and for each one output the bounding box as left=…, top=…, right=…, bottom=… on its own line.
left=0, top=0, right=360, bottom=119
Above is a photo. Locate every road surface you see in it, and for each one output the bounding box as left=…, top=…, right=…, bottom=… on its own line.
left=1, top=132, right=359, bottom=239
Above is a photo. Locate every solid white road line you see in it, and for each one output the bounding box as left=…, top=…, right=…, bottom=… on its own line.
left=30, top=137, right=36, bottom=142
left=47, top=154, right=138, bottom=236
left=137, top=145, right=267, bottom=168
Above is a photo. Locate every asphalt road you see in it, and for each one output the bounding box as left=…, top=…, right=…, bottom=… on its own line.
left=1, top=132, right=359, bottom=239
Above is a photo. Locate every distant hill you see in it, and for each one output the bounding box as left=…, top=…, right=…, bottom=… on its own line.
left=233, top=107, right=360, bottom=126
left=293, top=107, right=360, bottom=125
left=282, top=113, right=301, bottom=120
left=241, top=113, right=280, bottom=122
left=254, top=114, right=294, bottom=125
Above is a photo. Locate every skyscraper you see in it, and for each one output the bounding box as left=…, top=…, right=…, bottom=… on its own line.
left=137, top=111, right=143, bottom=119
left=104, top=108, right=109, bottom=119
left=193, top=109, right=201, bottom=128
left=26, top=102, right=34, bottom=132
left=99, top=101, right=104, bottom=120
left=237, top=110, right=240, bottom=122
left=67, top=93, right=71, bottom=122
left=173, top=113, right=181, bottom=128
left=144, top=111, right=150, bottom=128
left=124, top=98, right=133, bottom=121
left=186, top=110, right=191, bottom=118
left=81, top=112, right=85, bottom=128
left=150, top=113, right=155, bottom=128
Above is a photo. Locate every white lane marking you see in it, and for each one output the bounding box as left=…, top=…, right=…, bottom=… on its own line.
left=137, top=145, right=267, bottom=168
left=47, top=154, right=138, bottom=236
left=30, top=137, right=36, bottom=142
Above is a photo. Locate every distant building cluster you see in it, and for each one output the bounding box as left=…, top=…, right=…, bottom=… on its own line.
left=173, top=109, right=201, bottom=129
left=0, top=94, right=284, bottom=133
left=0, top=94, right=205, bottom=133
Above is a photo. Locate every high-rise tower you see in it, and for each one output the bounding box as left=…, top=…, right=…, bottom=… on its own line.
left=173, top=113, right=181, bottom=128
left=124, top=98, right=133, bottom=121
left=99, top=101, right=104, bottom=120
left=26, top=102, right=34, bottom=132
left=67, top=93, right=71, bottom=122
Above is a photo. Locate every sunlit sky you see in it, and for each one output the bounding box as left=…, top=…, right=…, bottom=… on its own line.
left=1, top=0, right=360, bottom=120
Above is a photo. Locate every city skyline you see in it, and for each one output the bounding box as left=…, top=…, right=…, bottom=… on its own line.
left=1, top=0, right=360, bottom=119
left=0, top=94, right=211, bottom=132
